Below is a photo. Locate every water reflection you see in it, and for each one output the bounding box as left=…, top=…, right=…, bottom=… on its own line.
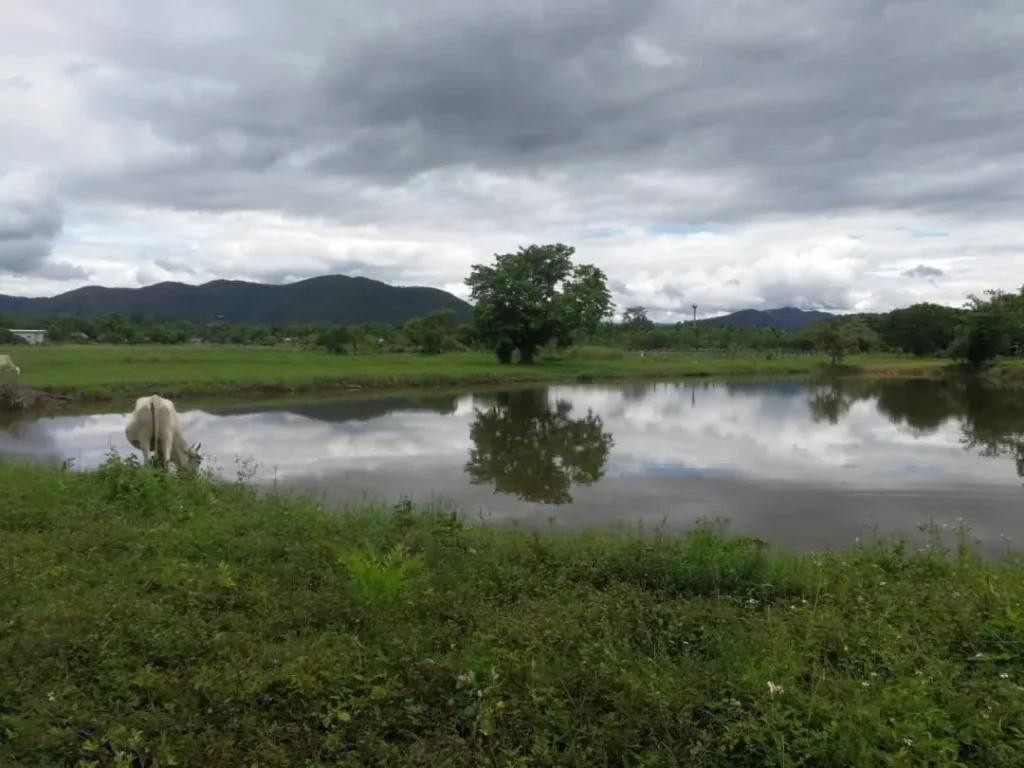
left=2, top=379, right=1024, bottom=549
left=808, top=381, right=853, bottom=425
left=465, top=389, right=613, bottom=503
left=806, top=378, right=1024, bottom=483
left=214, top=394, right=462, bottom=422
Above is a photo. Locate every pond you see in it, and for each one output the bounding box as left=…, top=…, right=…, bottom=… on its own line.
left=2, top=378, right=1022, bottom=550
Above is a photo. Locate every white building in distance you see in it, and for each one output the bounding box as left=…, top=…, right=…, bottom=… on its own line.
left=6, top=329, right=46, bottom=345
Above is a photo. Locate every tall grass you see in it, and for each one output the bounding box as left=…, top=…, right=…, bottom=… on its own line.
left=0, top=344, right=956, bottom=402
left=2, top=456, right=1024, bottom=765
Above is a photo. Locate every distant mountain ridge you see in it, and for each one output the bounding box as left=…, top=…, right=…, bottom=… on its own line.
left=0, top=274, right=835, bottom=330
left=706, top=307, right=835, bottom=331
left=0, top=274, right=473, bottom=325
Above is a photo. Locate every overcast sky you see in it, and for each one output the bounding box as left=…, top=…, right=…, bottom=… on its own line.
left=2, top=1, right=1022, bottom=319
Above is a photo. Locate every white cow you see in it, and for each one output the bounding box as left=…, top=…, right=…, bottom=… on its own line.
left=124, top=394, right=202, bottom=471
left=0, top=354, right=20, bottom=378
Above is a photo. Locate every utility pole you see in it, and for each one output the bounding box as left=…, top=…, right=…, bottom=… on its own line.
left=692, top=304, right=698, bottom=350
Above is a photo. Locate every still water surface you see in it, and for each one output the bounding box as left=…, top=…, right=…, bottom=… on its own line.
left=2, top=379, right=1022, bottom=550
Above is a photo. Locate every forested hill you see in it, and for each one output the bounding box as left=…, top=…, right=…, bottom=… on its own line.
left=707, top=307, right=835, bottom=331
left=0, top=275, right=473, bottom=324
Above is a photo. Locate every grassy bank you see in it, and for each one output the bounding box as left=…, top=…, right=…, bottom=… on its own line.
left=0, top=344, right=969, bottom=403
left=3, top=458, right=1024, bottom=766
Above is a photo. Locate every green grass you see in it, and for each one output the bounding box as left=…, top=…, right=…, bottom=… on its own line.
left=0, top=344, right=962, bottom=402
left=3, top=457, right=1024, bottom=766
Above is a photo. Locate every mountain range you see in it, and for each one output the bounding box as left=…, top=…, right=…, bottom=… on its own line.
left=0, top=274, right=834, bottom=330
left=0, top=275, right=473, bottom=325
left=706, top=307, right=834, bottom=331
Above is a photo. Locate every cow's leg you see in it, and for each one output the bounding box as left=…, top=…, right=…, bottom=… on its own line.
left=150, top=433, right=168, bottom=470
left=161, top=441, right=172, bottom=470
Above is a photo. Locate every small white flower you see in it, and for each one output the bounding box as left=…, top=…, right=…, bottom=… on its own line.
left=47, top=691, right=55, bottom=702
left=903, top=737, right=914, bottom=747
left=1000, top=673, right=1010, bottom=679
left=862, top=681, right=870, bottom=687
left=767, top=681, right=784, bottom=696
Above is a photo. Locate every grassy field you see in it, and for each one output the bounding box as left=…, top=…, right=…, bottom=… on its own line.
left=2, top=458, right=1024, bottom=765
left=0, top=344, right=965, bottom=402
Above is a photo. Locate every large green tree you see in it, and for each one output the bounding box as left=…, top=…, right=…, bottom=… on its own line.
left=948, top=289, right=1024, bottom=367
left=404, top=308, right=459, bottom=354
left=810, top=319, right=857, bottom=365
left=316, top=326, right=353, bottom=354
left=622, top=306, right=653, bottom=329
left=464, top=243, right=613, bottom=363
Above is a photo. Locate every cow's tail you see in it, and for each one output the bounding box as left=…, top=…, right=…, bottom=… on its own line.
left=151, top=397, right=170, bottom=468
left=148, top=398, right=157, bottom=454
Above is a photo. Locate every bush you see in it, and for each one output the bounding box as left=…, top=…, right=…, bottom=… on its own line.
left=0, top=328, right=27, bottom=346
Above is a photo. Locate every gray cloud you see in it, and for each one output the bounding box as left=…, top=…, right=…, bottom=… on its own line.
left=34, top=261, right=91, bottom=281
left=3, top=1, right=1024, bottom=310
left=153, top=258, right=197, bottom=276
left=48, top=0, right=1024, bottom=226
left=902, top=264, right=945, bottom=278
left=0, top=172, right=67, bottom=275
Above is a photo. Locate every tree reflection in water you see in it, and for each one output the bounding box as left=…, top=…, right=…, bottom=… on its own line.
left=464, top=389, right=614, bottom=504
left=808, top=378, right=1024, bottom=483
left=808, top=379, right=853, bottom=425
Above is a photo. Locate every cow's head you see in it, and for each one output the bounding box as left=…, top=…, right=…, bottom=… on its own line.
left=186, top=441, right=203, bottom=472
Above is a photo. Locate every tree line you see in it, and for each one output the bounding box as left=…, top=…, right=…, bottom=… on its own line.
left=2, top=242, right=1022, bottom=367
left=462, top=242, right=1024, bottom=368
left=0, top=310, right=473, bottom=355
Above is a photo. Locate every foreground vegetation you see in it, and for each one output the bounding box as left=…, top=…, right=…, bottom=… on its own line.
left=2, top=457, right=1024, bottom=766
left=2, top=344, right=968, bottom=402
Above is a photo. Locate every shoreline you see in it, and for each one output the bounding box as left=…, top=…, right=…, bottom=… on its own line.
left=2, top=348, right=1021, bottom=413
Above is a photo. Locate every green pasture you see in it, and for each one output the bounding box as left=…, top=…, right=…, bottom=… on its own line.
left=0, top=344, right=958, bottom=401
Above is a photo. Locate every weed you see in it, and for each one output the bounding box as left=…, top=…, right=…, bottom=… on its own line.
left=339, top=542, right=428, bottom=606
